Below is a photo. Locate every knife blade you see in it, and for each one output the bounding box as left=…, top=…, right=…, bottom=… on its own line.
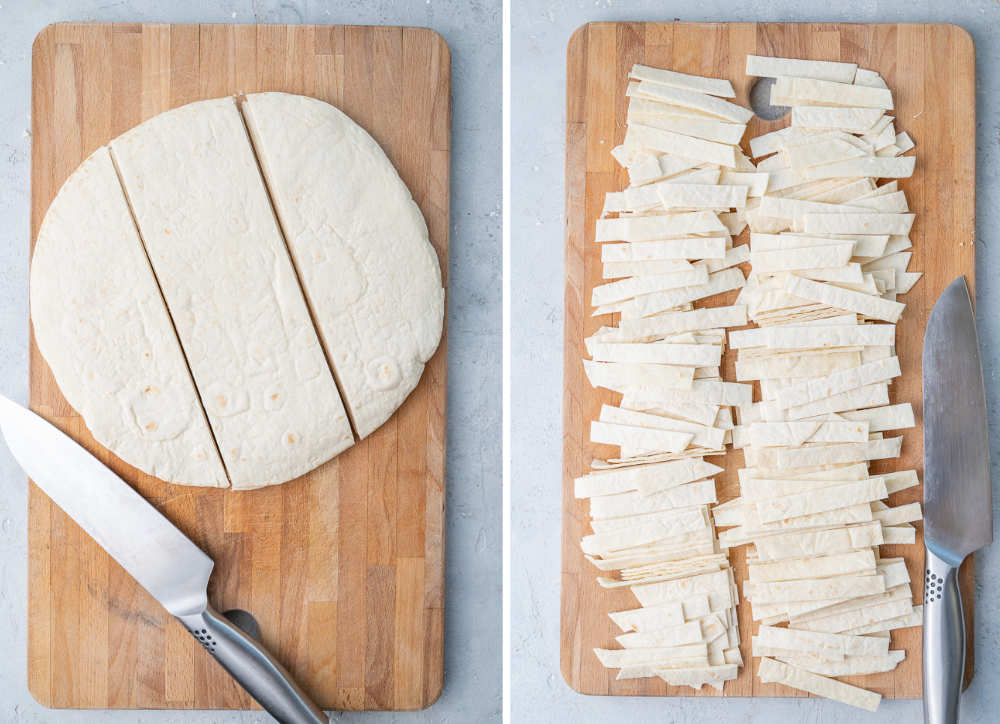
left=922, top=275, right=991, bottom=724
left=0, top=396, right=327, bottom=724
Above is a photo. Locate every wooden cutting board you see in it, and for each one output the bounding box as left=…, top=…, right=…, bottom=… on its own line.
left=28, top=22, right=449, bottom=711
left=562, top=22, right=975, bottom=699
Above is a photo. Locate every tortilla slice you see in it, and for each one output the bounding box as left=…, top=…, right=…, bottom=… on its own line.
left=791, top=106, right=884, bottom=131
left=592, top=267, right=710, bottom=305
left=772, top=76, right=893, bottom=110
left=775, top=356, right=901, bottom=409
left=748, top=549, right=876, bottom=583
left=753, top=521, right=884, bottom=561
left=631, top=82, right=754, bottom=123
left=774, top=650, right=904, bottom=677
left=756, top=625, right=889, bottom=658
left=746, top=56, right=858, bottom=83
left=802, top=156, right=915, bottom=180
left=757, top=657, right=881, bottom=711
left=575, top=457, right=723, bottom=498
left=626, top=124, right=739, bottom=168
left=744, top=574, right=885, bottom=605
left=629, top=63, right=736, bottom=97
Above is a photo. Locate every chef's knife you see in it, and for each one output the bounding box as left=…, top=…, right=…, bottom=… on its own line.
left=0, top=396, right=327, bottom=724
left=922, top=276, right=992, bottom=724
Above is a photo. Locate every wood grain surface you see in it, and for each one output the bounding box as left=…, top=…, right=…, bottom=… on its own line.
left=562, top=22, right=975, bottom=699
left=29, top=22, right=449, bottom=711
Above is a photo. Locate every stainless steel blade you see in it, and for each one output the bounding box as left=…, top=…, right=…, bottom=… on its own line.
left=923, top=276, right=992, bottom=565
left=0, top=396, right=213, bottom=615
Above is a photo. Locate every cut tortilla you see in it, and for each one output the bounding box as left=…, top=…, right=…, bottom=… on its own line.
left=626, top=124, right=739, bottom=168
left=602, top=238, right=728, bottom=262
left=748, top=549, right=876, bottom=583
left=588, top=341, right=722, bottom=367
left=746, top=56, right=858, bottom=83
left=596, top=213, right=729, bottom=242
left=30, top=147, right=229, bottom=487
left=783, top=276, right=905, bottom=322
left=590, top=480, right=719, bottom=519
left=592, top=267, right=710, bottom=305
left=772, top=76, right=893, bottom=110
left=657, top=183, right=749, bottom=209
left=802, top=212, right=915, bottom=236
left=111, top=97, right=353, bottom=489
left=574, top=457, right=722, bottom=498
left=629, top=63, right=736, bottom=97
left=757, top=657, right=882, bottom=711
left=754, top=478, right=889, bottom=523
left=631, top=82, right=754, bottom=123
left=802, top=155, right=915, bottom=180
left=745, top=574, right=886, bottom=605
left=775, top=357, right=901, bottom=409
left=620, top=268, right=747, bottom=319
left=791, top=106, right=884, bottom=132
left=242, top=92, right=444, bottom=441
left=591, top=421, right=694, bottom=454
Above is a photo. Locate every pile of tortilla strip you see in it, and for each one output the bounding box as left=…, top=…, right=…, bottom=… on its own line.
left=577, top=55, right=923, bottom=711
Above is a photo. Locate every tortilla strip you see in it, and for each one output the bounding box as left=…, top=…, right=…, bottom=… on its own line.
left=597, top=305, right=747, bottom=343
left=784, top=383, right=890, bottom=420
left=657, top=183, right=749, bottom=209
left=783, top=275, right=904, bottom=322
left=791, top=106, right=884, bottom=131
left=630, top=82, right=754, bottom=123
left=772, top=76, right=892, bottom=110
left=753, top=521, right=884, bottom=561
left=596, top=213, right=728, bottom=242
left=595, top=643, right=709, bottom=668
left=589, top=341, right=722, bottom=367
left=629, top=63, right=736, bottom=97
left=590, top=480, right=719, bottom=519
left=750, top=244, right=854, bottom=274
left=581, top=510, right=709, bottom=555
left=757, top=657, right=881, bottom=711
left=575, top=457, right=724, bottom=498
left=621, top=268, right=747, bottom=319
left=735, top=349, right=861, bottom=381
left=764, top=324, right=895, bottom=350
left=748, top=421, right=869, bottom=447
left=775, top=651, right=904, bottom=677
left=871, top=502, right=923, bottom=526
left=839, top=403, right=915, bottom=433
left=843, top=605, right=922, bottom=635
left=626, top=124, right=739, bottom=168
left=747, top=56, right=857, bottom=83
left=616, top=620, right=707, bottom=648
left=583, top=360, right=694, bottom=392
left=755, top=478, right=888, bottom=522
left=802, top=156, right=915, bottom=180
left=632, top=569, right=732, bottom=607
left=756, top=625, right=889, bottom=658
left=882, top=525, right=916, bottom=545
left=744, top=574, right=885, bottom=605
left=792, top=598, right=913, bottom=634
left=749, top=550, right=876, bottom=583
left=592, top=267, right=711, bottom=306
left=775, top=357, right=901, bottom=409
left=750, top=437, right=901, bottom=469
left=591, top=421, right=693, bottom=455
left=600, top=405, right=726, bottom=450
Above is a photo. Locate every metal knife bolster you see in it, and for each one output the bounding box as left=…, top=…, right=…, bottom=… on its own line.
left=175, top=605, right=328, bottom=724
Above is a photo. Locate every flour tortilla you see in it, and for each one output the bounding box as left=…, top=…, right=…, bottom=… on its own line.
left=241, top=92, right=443, bottom=440
left=111, top=97, right=353, bottom=489
left=30, top=147, right=228, bottom=487
left=746, top=56, right=858, bottom=83
left=758, top=658, right=883, bottom=711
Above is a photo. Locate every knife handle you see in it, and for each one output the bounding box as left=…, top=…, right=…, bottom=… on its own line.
left=923, top=548, right=965, bottom=724
left=177, top=605, right=328, bottom=724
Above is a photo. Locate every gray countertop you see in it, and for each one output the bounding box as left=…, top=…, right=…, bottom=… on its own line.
left=511, top=1, right=1000, bottom=722
left=0, top=1, right=500, bottom=722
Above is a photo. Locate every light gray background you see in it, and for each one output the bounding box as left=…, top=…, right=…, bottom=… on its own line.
left=0, top=1, right=500, bottom=722
left=512, top=1, right=1000, bottom=722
